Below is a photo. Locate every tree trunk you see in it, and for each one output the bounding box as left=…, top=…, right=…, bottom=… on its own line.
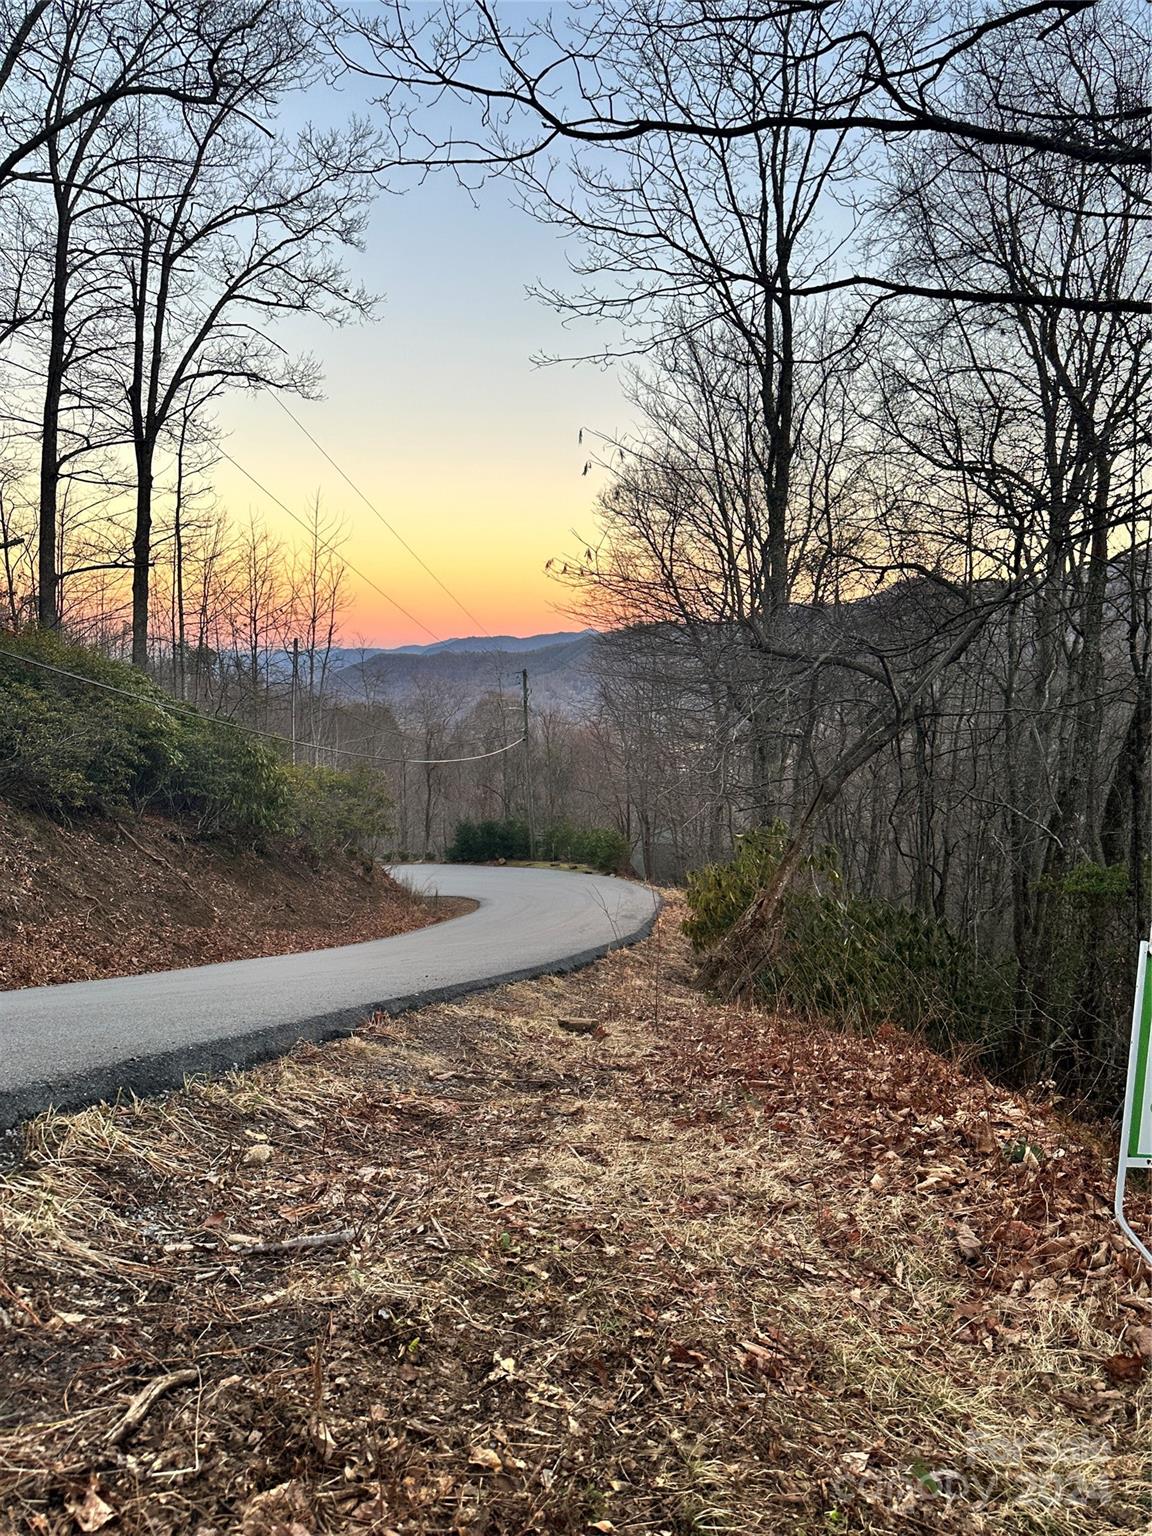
left=37, top=186, right=70, bottom=632
left=131, top=447, right=154, bottom=666
left=702, top=801, right=820, bottom=997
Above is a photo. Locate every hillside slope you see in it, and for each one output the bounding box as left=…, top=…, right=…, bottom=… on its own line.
left=0, top=803, right=457, bottom=990
left=0, top=631, right=460, bottom=988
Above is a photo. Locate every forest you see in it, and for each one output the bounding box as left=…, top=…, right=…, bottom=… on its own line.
left=0, top=0, right=1149, bottom=1110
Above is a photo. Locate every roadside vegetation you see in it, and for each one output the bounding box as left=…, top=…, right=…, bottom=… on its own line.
left=446, top=816, right=631, bottom=875
left=685, top=829, right=1137, bottom=1112
left=0, top=630, right=391, bottom=857
left=1, top=910, right=1148, bottom=1533
left=0, top=631, right=457, bottom=990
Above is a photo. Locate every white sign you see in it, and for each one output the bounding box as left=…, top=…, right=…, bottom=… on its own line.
left=1115, top=939, right=1152, bottom=1268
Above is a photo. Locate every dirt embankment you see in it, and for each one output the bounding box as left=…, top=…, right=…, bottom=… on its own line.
left=0, top=802, right=464, bottom=990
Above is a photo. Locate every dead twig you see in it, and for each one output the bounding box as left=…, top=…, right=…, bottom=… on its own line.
left=112, top=821, right=204, bottom=897
left=225, top=1228, right=355, bottom=1257
left=107, top=1368, right=199, bottom=1448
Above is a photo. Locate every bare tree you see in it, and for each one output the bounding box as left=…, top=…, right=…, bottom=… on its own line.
left=343, top=0, right=1152, bottom=312
left=857, top=13, right=1152, bottom=1077
left=489, top=5, right=869, bottom=819
left=103, top=68, right=377, bottom=664
left=14, top=0, right=129, bottom=630
left=0, top=0, right=277, bottom=191
left=531, top=0, right=1151, bottom=1020
left=289, top=494, right=348, bottom=762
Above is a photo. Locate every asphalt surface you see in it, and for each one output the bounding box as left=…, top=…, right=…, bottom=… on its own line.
left=0, top=864, right=659, bottom=1131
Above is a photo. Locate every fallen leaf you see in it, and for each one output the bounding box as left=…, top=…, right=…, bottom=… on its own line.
left=996, top=1220, right=1037, bottom=1249
left=1103, top=1353, right=1146, bottom=1385
left=66, top=1484, right=116, bottom=1533
left=469, top=1446, right=503, bottom=1472
left=954, top=1224, right=982, bottom=1263
left=240, top=1479, right=312, bottom=1534
left=668, top=1341, right=708, bottom=1368
left=965, top=1116, right=997, bottom=1154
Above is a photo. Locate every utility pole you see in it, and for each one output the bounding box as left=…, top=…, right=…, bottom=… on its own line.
left=522, top=667, right=536, bottom=859
left=290, top=637, right=300, bottom=765
left=400, top=759, right=409, bottom=857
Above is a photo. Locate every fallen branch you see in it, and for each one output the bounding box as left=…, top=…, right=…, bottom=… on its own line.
left=227, top=1228, right=356, bottom=1258
left=107, top=1368, right=199, bottom=1447
left=554, top=1016, right=599, bottom=1036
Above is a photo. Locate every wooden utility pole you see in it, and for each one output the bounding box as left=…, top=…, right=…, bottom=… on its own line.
left=291, top=638, right=300, bottom=765
left=522, top=668, right=535, bottom=859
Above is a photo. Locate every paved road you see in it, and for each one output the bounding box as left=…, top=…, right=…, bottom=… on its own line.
left=0, top=865, right=658, bottom=1131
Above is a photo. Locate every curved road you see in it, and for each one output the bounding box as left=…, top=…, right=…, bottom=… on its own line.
left=0, top=865, right=658, bottom=1132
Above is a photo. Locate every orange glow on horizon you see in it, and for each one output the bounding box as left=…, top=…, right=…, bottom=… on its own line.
left=344, top=585, right=582, bottom=650
left=214, top=414, right=602, bottom=651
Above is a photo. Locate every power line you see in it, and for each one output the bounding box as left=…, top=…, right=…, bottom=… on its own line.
left=171, top=290, right=469, bottom=644
left=0, top=643, right=525, bottom=767
left=218, top=443, right=519, bottom=744
left=217, top=445, right=444, bottom=645
left=271, top=394, right=492, bottom=639
left=397, top=738, right=525, bottom=766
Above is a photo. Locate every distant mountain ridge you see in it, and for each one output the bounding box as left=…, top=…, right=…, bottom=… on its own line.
left=329, top=630, right=599, bottom=713
left=389, top=630, right=596, bottom=657
left=320, top=630, right=594, bottom=672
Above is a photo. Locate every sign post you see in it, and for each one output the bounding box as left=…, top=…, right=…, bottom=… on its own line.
left=1115, top=937, right=1152, bottom=1268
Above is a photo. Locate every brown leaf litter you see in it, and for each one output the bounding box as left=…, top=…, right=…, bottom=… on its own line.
left=0, top=801, right=466, bottom=990
left=0, top=900, right=1149, bottom=1533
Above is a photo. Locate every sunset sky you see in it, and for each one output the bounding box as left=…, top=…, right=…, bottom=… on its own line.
left=215, top=106, right=625, bottom=650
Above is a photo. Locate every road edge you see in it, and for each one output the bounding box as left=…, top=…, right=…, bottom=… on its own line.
left=0, top=885, right=661, bottom=1135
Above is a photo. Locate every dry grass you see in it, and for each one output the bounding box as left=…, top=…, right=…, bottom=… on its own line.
left=0, top=902, right=1149, bottom=1533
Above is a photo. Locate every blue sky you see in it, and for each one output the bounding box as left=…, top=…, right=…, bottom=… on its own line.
left=216, top=69, right=626, bottom=647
